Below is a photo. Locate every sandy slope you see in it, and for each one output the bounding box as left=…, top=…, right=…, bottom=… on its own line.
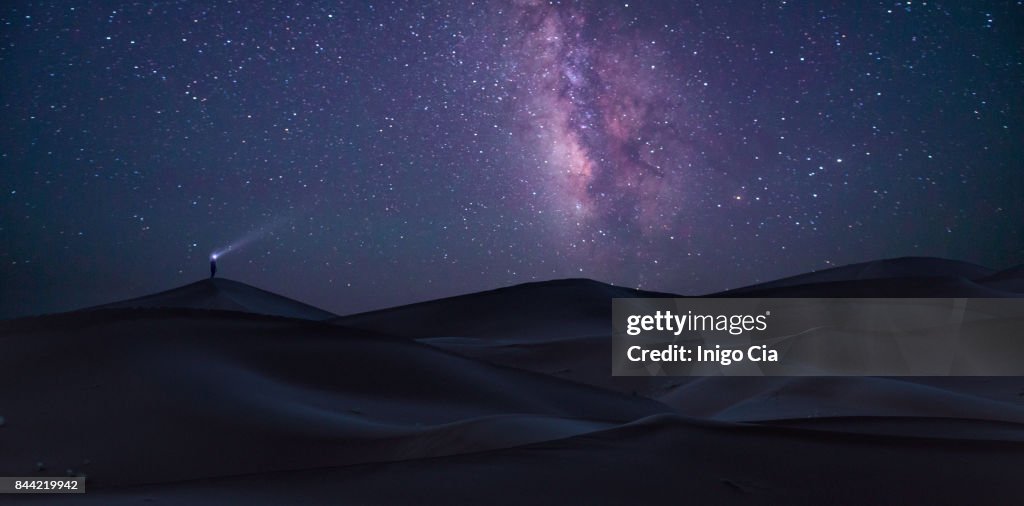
left=0, top=309, right=664, bottom=489
left=2, top=256, right=1022, bottom=504
left=718, top=257, right=1019, bottom=297
left=91, top=279, right=338, bottom=320
left=974, top=265, right=1024, bottom=293
left=393, top=260, right=1024, bottom=400
left=333, top=278, right=675, bottom=340
left=36, top=415, right=1024, bottom=505
left=724, top=257, right=996, bottom=292
left=658, top=376, right=1024, bottom=424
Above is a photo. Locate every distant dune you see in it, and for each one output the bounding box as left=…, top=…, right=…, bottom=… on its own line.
left=1, top=257, right=1021, bottom=504
left=728, top=257, right=997, bottom=290
left=334, top=257, right=1021, bottom=339
left=720, top=256, right=1018, bottom=297
left=333, top=278, right=676, bottom=341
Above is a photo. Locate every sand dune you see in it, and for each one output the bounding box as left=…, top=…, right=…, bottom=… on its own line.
left=973, top=265, right=1024, bottom=293
left=337, top=258, right=1021, bottom=346
left=333, top=278, right=674, bottom=341
left=720, top=275, right=1018, bottom=298
left=719, top=257, right=1019, bottom=297
left=0, top=309, right=664, bottom=489
left=658, top=376, right=1024, bottom=424
left=91, top=278, right=338, bottom=320
left=39, top=414, right=1023, bottom=505
left=1, top=256, right=1022, bottom=503
left=726, top=257, right=996, bottom=291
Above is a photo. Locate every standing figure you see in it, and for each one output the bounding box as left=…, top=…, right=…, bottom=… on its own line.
left=210, top=255, right=218, bottom=279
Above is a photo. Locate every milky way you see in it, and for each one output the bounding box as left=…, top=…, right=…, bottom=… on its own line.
left=504, top=2, right=698, bottom=242
left=1, top=1, right=1021, bottom=317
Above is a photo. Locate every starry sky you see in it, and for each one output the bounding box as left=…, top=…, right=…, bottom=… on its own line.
left=2, top=1, right=1022, bottom=318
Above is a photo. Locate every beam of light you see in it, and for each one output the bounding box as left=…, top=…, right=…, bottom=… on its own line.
left=210, top=214, right=293, bottom=261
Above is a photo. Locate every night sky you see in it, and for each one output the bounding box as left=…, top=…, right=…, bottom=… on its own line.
left=2, top=1, right=1021, bottom=318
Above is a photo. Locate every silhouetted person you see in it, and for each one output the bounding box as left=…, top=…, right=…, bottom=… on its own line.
left=210, top=256, right=217, bottom=279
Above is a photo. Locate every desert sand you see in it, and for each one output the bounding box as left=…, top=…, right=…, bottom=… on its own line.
left=1, top=257, right=1021, bottom=504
